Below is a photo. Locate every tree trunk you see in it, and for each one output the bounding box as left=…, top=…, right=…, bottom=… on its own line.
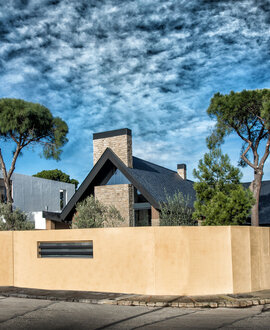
left=249, top=171, right=263, bottom=226
left=4, top=178, right=13, bottom=205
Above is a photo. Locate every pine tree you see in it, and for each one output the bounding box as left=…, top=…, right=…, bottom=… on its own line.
left=193, top=149, right=255, bottom=225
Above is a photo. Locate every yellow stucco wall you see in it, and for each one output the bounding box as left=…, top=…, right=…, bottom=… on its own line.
left=230, top=227, right=270, bottom=293
left=1, top=226, right=269, bottom=295
left=0, top=231, right=14, bottom=286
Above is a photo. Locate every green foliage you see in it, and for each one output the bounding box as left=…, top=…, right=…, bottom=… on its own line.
left=72, top=195, right=124, bottom=229
left=0, top=203, right=34, bottom=230
left=207, top=89, right=270, bottom=150
left=33, top=169, right=79, bottom=189
left=0, top=98, right=68, bottom=160
left=160, top=191, right=196, bottom=226
left=0, top=98, right=69, bottom=205
left=206, top=89, right=270, bottom=226
left=193, top=149, right=255, bottom=225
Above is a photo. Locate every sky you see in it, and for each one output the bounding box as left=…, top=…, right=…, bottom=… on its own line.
left=0, top=0, right=270, bottom=185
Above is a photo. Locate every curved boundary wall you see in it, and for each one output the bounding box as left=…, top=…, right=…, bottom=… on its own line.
left=0, top=226, right=269, bottom=295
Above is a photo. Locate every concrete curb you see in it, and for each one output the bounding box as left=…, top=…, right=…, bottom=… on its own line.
left=1, top=292, right=270, bottom=309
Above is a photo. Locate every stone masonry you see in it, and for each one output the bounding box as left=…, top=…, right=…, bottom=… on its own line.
left=93, top=131, right=133, bottom=168
left=151, top=206, right=160, bottom=226
left=177, top=164, right=186, bottom=180
left=94, top=184, right=134, bottom=227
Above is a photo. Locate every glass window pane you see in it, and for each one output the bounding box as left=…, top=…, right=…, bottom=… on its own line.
left=106, top=169, right=130, bottom=185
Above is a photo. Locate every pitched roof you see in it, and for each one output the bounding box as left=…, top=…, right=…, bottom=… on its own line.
left=43, top=148, right=195, bottom=222
left=127, top=156, right=195, bottom=205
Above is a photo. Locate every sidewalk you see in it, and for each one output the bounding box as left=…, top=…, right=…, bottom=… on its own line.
left=1, top=286, right=270, bottom=308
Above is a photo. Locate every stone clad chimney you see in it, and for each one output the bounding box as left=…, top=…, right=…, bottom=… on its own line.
left=93, top=128, right=133, bottom=168
left=177, top=164, right=186, bottom=180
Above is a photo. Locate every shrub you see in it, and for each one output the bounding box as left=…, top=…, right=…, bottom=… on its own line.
left=0, top=203, right=34, bottom=230
left=160, top=192, right=196, bottom=226
left=72, top=196, right=124, bottom=228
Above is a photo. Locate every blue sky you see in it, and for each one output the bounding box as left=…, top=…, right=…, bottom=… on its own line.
left=0, top=0, right=269, bottom=185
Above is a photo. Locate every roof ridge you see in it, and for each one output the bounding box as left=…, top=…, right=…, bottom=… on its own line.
left=132, top=156, right=177, bottom=174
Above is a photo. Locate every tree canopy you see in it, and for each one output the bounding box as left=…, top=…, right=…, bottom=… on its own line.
left=33, top=169, right=79, bottom=189
left=0, top=98, right=69, bottom=206
left=206, top=89, right=270, bottom=226
left=192, top=148, right=255, bottom=226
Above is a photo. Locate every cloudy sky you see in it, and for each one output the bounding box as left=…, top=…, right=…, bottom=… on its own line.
left=0, top=0, right=270, bottom=185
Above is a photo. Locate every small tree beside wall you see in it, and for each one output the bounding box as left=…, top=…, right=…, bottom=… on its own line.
left=0, top=203, right=34, bottom=230
left=72, top=196, right=124, bottom=228
left=159, top=192, right=196, bottom=226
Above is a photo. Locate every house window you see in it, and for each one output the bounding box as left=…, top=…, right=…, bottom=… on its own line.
left=134, top=188, right=147, bottom=203
left=134, top=209, right=151, bottom=226
left=105, top=168, right=130, bottom=185
left=60, top=189, right=66, bottom=210
left=0, top=179, right=6, bottom=203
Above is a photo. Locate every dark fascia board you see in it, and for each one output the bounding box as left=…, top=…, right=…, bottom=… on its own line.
left=93, top=128, right=131, bottom=140
left=42, top=211, right=62, bottom=222
left=59, top=148, right=160, bottom=222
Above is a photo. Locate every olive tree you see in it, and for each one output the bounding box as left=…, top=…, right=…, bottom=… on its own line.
left=72, top=196, right=124, bottom=228
left=159, top=191, right=196, bottom=226
left=0, top=203, right=34, bottom=230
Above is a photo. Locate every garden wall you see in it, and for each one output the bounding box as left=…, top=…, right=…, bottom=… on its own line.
left=0, top=226, right=269, bottom=295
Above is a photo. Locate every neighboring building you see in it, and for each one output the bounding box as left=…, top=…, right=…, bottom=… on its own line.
left=44, top=128, right=270, bottom=229
left=0, top=172, right=75, bottom=229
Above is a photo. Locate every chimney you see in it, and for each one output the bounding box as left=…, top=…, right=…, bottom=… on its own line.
left=177, top=164, right=186, bottom=180
left=93, top=128, right=133, bottom=168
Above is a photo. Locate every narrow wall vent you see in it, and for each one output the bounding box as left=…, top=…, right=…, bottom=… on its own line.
left=38, top=241, right=93, bottom=258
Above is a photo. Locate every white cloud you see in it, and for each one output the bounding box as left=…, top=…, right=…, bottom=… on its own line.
left=0, top=0, right=269, bottom=182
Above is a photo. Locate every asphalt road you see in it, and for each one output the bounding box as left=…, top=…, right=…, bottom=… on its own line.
left=0, top=296, right=270, bottom=329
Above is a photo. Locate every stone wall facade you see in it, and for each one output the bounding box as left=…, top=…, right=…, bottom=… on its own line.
left=93, top=134, right=133, bottom=168
left=94, top=184, right=134, bottom=227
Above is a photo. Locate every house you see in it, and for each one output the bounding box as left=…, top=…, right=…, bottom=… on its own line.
left=44, top=128, right=270, bottom=228
left=0, top=172, right=75, bottom=229
left=43, top=128, right=195, bottom=229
